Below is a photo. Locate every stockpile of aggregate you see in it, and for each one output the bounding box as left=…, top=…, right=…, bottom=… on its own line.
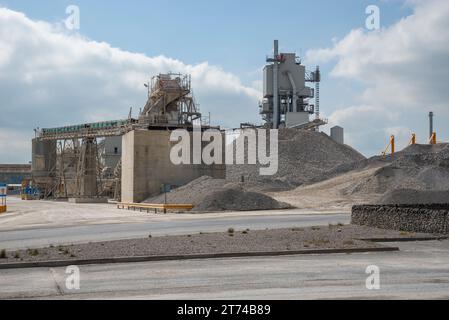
left=144, top=176, right=291, bottom=212
left=226, top=129, right=366, bottom=191
left=144, top=130, right=449, bottom=210
left=346, top=143, right=449, bottom=204
left=145, top=176, right=227, bottom=206
left=193, top=188, right=291, bottom=212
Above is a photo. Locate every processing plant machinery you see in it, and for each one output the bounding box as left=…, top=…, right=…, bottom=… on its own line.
left=260, top=40, right=327, bottom=130
left=32, top=72, right=206, bottom=201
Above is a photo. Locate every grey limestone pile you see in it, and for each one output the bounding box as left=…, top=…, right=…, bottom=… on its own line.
left=347, top=143, right=449, bottom=204
left=144, top=176, right=290, bottom=212
left=193, top=188, right=291, bottom=212
left=226, top=128, right=366, bottom=191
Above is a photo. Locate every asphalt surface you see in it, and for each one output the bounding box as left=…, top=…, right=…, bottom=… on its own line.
left=0, top=213, right=349, bottom=250
left=1, top=240, right=449, bottom=299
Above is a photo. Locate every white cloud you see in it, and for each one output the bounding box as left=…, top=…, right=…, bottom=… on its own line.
left=307, top=0, right=449, bottom=156
left=0, top=7, right=261, bottom=163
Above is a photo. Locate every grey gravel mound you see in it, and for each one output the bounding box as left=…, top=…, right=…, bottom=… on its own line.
left=144, top=176, right=290, bottom=212
left=378, top=189, right=449, bottom=205
left=226, top=128, right=366, bottom=191
left=144, top=176, right=229, bottom=205
left=349, top=143, right=449, bottom=204
left=193, top=188, right=291, bottom=212
left=400, top=143, right=449, bottom=155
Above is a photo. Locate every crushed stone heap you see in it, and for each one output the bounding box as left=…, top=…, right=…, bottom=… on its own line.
left=144, top=176, right=291, bottom=212
left=226, top=128, right=366, bottom=191
left=345, top=143, right=449, bottom=204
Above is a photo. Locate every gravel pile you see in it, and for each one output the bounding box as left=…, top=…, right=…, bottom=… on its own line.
left=144, top=129, right=448, bottom=210
left=145, top=176, right=290, bottom=212
left=145, top=176, right=229, bottom=206
left=347, top=143, right=449, bottom=204
left=226, top=128, right=366, bottom=191
left=194, top=188, right=291, bottom=212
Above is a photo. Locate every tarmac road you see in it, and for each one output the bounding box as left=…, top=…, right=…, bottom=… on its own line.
left=0, top=212, right=349, bottom=250
left=1, top=240, right=449, bottom=299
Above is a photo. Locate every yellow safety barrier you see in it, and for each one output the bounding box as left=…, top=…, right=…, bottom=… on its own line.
left=117, top=202, right=194, bottom=213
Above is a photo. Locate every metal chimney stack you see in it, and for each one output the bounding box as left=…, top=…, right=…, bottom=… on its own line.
left=429, top=111, right=434, bottom=139
left=273, top=40, right=279, bottom=129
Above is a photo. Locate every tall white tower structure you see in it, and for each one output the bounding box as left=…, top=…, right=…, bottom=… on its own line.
left=260, top=40, right=324, bottom=130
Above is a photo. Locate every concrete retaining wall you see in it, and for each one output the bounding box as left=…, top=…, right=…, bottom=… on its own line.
left=352, top=204, right=449, bottom=234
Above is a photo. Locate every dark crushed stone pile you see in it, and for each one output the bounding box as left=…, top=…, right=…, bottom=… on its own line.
left=145, top=176, right=290, bottom=212
left=193, top=188, right=291, bottom=212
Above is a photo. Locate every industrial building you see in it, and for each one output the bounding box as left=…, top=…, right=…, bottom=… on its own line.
left=31, top=73, right=225, bottom=203
left=0, top=164, right=31, bottom=185
left=260, top=40, right=327, bottom=130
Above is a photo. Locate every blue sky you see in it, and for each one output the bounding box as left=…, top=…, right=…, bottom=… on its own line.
left=1, top=0, right=448, bottom=163
left=1, top=0, right=412, bottom=79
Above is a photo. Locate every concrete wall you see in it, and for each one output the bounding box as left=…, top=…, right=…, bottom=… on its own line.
left=352, top=204, right=449, bottom=234
left=122, top=129, right=225, bottom=203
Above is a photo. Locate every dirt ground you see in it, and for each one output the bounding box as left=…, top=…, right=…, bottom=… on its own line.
left=268, top=163, right=385, bottom=212
left=0, top=196, right=322, bottom=231
left=0, top=196, right=154, bottom=230
left=1, top=224, right=436, bottom=264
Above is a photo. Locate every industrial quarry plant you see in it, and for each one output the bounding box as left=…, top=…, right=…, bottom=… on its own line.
left=260, top=40, right=326, bottom=131
left=27, top=41, right=336, bottom=207
left=1, top=0, right=449, bottom=303
left=31, top=72, right=224, bottom=204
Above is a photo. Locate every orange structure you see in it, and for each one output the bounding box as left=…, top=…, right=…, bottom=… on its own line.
left=382, top=135, right=395, bottom=159
left=429, top=132, right=437, bottom=145
left=409, top=133, right=416, bottom=145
